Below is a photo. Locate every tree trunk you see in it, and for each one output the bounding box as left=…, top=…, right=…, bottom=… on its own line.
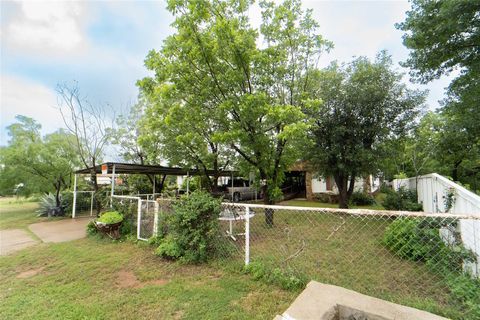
left=334, top=174, right=349, bottom=209
left=90, top=168, right=101, bottom=216
left=452, top=160, right=462, bottom=182
left=260, top=171, right=275, bottom=227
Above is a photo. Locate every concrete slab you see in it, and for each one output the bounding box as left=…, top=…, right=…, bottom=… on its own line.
left=29, top=218, right=91, bottom=243
left=275, top=281, right=448, bottom=320
left=0, top=229, right=39, bottom=255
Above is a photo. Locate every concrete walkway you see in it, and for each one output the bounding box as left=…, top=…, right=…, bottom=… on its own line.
left=1, top=218, right=91, bottom=256
left=29, top=218, right=91, bottom=243
left=0, top=229, right=39, bottom=255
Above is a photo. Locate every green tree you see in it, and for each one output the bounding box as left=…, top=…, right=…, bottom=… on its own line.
left=139, top=0, right=331, bottom=217
left=113, top=98, right=168, bottom=193
left=398, top=0, right=480, bottom=189
left=398, top=0, right=479, bottom=85
left=307, top=53, right=425, bottom=208
left=0, top=116, right=80, bottom=209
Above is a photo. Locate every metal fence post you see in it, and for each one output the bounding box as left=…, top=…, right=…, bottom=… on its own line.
left=137, top=198, right=142, bottom=240
left=90, top=192, right=94, bottom=216
left=72, top=174, right=77, bottom=218
left=245, top=205, right=250, bottom=265
left=153, top=201, right=159, bottom=236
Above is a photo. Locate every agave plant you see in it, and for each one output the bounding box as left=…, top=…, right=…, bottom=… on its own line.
left=36, top=193, right=66, bottom=217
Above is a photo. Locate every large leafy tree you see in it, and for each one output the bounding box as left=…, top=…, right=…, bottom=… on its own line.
left=113, top=98, right=168, bottom=193
left=398, top=0, right=480, bottom=189
left=307, top=53, right=425, bottom=208
left=0, top=116, right=80, bottom=208
left=139, top=0, right=331, bottom=213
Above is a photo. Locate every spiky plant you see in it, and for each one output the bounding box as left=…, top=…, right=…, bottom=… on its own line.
left=36, top=193, right=66, bottom=217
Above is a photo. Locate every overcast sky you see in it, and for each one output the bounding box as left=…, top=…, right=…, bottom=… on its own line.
left=0, top=0, right=452, bottom=146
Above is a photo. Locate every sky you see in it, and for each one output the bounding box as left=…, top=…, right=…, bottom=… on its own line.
left=0, top=0, right=453, bottom=148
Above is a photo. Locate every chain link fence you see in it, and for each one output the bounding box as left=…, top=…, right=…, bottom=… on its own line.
left=220, top=203, right=480, bottom=319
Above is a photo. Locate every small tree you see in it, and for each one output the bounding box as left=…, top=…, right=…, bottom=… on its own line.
left=307, top=53, right=425, bottom=208
left=57, top=83, right=113, bottom=214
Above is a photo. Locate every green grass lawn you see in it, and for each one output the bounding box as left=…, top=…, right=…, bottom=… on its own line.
left=223, top=205, right=467, bottom=319
left=0, top=200, right=295, bottom=320
left=0, top=197, right=65, bottom=230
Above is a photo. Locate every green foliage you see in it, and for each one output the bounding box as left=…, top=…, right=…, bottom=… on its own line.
left=139, top=0, right=332, bottom=203
left=398, top=0, right=480, bottom=192
left=97, top=211, right=123, bottom=224
left=382, top=187, right=423, bottom=211
left=0, top=116, right=80, bottom=200
left=349, top=191, right=375, bottom=206
left=243, top=262, right=307, bottom=291
left=36, top=193, right=66, bottom=217
left=86, top=221, right=98, bottom=237
left=306, top=52, right=425, bottom=208
left=155, top=191, right=222, bottom=263
left=383, top=217, right=480, bottom=319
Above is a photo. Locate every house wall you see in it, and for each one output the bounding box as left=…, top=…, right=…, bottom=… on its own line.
left=310, top=176, right=380, bottom=196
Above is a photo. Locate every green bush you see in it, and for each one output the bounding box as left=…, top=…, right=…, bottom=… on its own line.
left=243, top=262, right=307, bottom=291
left=86, top=221, right=98, bottom=236
left=382, top=187, right=423, bottom=211
left=350, top=191, right=375, bottom=206
left=383, top=218, right=479, bottom=319
left=155, top=191, right=222, bottom=263
left=383, top=218, right=443, bottom=261
left=97, top=211, right=123, bottom=224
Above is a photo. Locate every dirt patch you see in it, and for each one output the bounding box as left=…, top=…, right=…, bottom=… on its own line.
left=148, top=279, right=169, bottom=286
left=115, top=270, right=169, bottom=289
left=172, top=310, right=184, bottom=319
left=16, top=267, right=44, bottom=279
left=116, top=270, right=142, bottom=288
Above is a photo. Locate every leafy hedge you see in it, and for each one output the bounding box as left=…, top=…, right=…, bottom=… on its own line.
left=155, top=191, right=222, bottom=263
left=350, top=191, right=375, bottom=206
left=382, top=187, right=423, bottom=211
left=383, top=217, right=480, bottom=319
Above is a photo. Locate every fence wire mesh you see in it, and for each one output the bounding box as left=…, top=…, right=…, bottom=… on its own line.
left=138, top=200, right=157, bottom=240
left=220, top=203, right=480, bottom=319
left=111, top=195, right=140, bottom=236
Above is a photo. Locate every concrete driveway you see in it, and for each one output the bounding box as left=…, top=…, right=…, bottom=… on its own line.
left=0, top=229, right=39, bottom=255
left=28, top=218, right=91, bottom=243
left=1, top=217, right=91, bottom=256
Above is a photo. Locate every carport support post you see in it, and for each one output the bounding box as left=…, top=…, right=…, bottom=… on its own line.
left=110, top=164, right=116, bottom=208
left=72, top=174, right=77, bottom=218
left=245, top=206, right=250, bottom=265
left=231, top=172, right=234, bottom=202
left=137, top=198, right=142, bottom=239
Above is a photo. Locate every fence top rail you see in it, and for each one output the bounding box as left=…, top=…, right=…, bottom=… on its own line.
left=112, top=195, right=141, bottom=200
left=222, top=202, right=480, bottom=220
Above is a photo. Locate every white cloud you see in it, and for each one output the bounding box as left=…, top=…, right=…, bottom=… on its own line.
left=3, top=1, right=88, bottom=55
left=0, top=75, right=63, bottom=144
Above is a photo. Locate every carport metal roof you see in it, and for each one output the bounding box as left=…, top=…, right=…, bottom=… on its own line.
left=74, top=162, right=238, bottom=177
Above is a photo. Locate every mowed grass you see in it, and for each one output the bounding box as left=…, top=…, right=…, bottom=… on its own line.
left=280, top=197, right=385, bottom=210
left=223, top=207, right=464, bottom=319
left=0, top=200, right=295, bottom=320
left=0, top=197, right=41, bottom=229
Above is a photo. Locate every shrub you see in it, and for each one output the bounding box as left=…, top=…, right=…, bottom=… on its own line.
left=383, top=217, right=479, bottom=319
left=155, top=191, right=221, bottom=263
left=350, top=191, right=375, bottom=206
left=243, top=262, right=307, bottom=291
left=86, top=221, right=98, bottom=236
left=97, top=211, right=123, bottom=224
left=382, top=187, right=423, bottom=211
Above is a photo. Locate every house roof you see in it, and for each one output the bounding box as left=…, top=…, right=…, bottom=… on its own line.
left=74, top=162, right=238, bottom=177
